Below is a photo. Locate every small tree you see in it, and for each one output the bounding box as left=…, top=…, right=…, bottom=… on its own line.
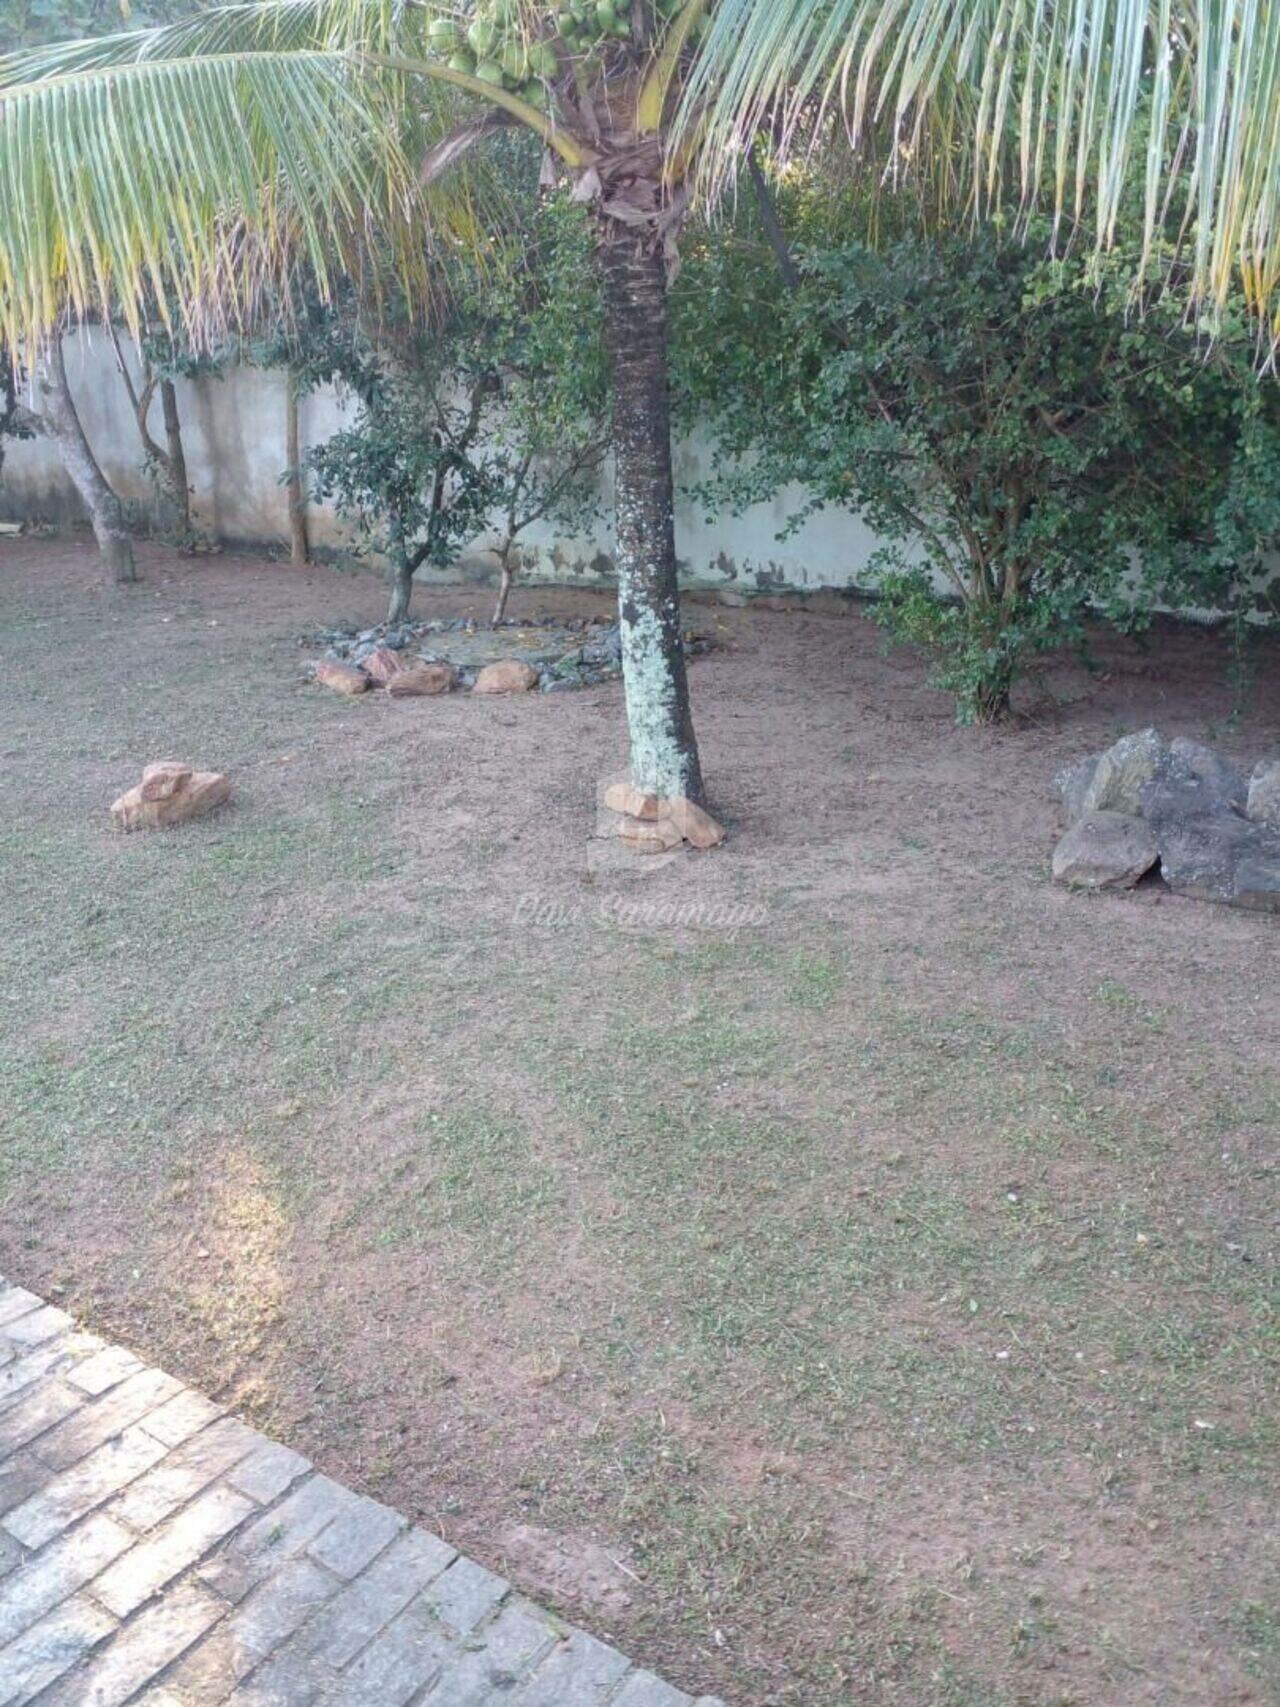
left=105, top=319, right=217, bottom=546
left=35, top=329, right=137, bottom=583
left=468, top=191, right=609, bottom=621
left=679, top=197, right=1280, bottom=720
left=300, top=190, right=608, bottom=625
left=306, top=338, right=502, bottom=625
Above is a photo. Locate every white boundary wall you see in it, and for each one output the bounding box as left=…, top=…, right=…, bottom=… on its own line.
left=0, top=328, right=905, bottom=596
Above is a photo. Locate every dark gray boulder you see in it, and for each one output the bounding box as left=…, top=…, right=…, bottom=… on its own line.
left=1142, top=753, right=1280, bottom=913
left=1169, top=737, right=1248, bottom=809
left=1051, top=811, right=1159, bottom=890
left=1247, top=760, right=1280, bottom=830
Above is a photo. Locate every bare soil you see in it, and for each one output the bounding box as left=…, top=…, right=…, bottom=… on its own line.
left=1, top=538, right=1277, bottom=1705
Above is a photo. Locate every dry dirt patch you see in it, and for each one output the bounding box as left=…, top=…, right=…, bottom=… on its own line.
left=0, top=538, right=1276, bottom=1705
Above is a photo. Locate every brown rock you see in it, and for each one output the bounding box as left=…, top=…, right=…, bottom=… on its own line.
left=387, top=663, right=457, bottom=698
left=362, top=645, right=409, bottom=686
left=138, top=761, right=193, bottom=802
left=112, top=769, right=231, bottom=831
left=314, top=660, right=370, bottom=696
left=603, top=781, right=661, bottom=819
left=618, top=815, right=683, bottom=854
left=473, top=660, right=539, bottom=695
left=663, top=795, right=726, bottom=849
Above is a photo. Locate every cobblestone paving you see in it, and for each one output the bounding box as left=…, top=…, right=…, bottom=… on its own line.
left=0, top=1282, right=723, bottom=1706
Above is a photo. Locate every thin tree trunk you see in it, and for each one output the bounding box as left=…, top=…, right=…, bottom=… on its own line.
left=159, top=378, right=191, bottom=539
left=387, top=557, right=414, bottom=625
left=492, top=550, right=515, bottom=624
left=39, top=334, right=137, bottom=584
left=285, top=370, right=309, bottom=565
left=972, top=669, right=1013, bottom=724
left=747, top=148, right=801, bottom=289
left=597, top=228, right=704, bottom=805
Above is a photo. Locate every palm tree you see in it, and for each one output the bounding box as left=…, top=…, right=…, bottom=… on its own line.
left=2, top=0, right=1278, bottom=802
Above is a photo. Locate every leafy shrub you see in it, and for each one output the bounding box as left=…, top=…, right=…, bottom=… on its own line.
left=676, top=189, right=1280, bottom=721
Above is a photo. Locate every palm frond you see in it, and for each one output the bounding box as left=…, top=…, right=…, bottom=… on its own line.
left=0, top=0, right=530, bottom=357
left=681, top=0, right=1280, bottom=335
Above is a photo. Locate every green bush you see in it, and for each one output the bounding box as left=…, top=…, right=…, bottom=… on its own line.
left=675, top=189, right=1280, bottom=721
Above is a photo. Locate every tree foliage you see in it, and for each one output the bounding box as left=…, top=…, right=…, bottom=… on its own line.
left=677, top=183, right=1280, bottom=719
left=289, top=186, right=608, bottom=622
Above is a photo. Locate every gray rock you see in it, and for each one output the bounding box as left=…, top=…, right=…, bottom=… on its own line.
left=1247, top=759, right=1280, bottom=829
left=1051, top=811, right=1159, bottom=890
left=1083, top=728, right=1165, bottom=816
left=1053, top=756, right=1100, bottom=823
left=1142, top=753, right=1280, bottom=912
left=580, top=624, right=623, bottom=666
left=1169, top=737, right=1247, bottom=808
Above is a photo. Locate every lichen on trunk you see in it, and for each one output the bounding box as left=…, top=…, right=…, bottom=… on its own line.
left=598, top=223, right=704, bottom=805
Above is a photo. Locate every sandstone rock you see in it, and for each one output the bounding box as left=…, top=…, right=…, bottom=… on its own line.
left=1143, top=753, right=1280, bottom=912
left=111, top=768, right=230, bottom=831
left=1051, top=811, right=1158, bottom=890
left=139, top=761, right=193, bottom=802
left=387, top=663, right=457, bottom=698
left=1083, top=728, right=1164, bottom=816
left=362, top=645, right=410, bottom=686
left=663, top=795, right=726, bottom=849
left=1247, top=759, right=1280, bottom=829
left=1169, top=737, right=1247, bottom=808
left=314, top=660, right=370, bottom=696
left=473, top=660, right=538, bottom=695
left=604, top=782, right=726, bottom=848
left=618, top=815, right=683, bottom=854
left=603, top=782, right=661, bottom=820
left=1053, top=756, right=1099, bottom=824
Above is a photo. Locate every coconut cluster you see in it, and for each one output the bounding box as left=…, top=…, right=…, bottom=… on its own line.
left=427, top=0, right=703, bottom=104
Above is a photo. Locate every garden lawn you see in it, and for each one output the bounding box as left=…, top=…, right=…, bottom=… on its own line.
left=1, top=539, right=1276, bottom=1705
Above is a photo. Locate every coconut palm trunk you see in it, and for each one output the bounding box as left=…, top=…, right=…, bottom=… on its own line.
left=599, top=223, right=703, bottom=805
left=39, top=334, right=137, bottom=584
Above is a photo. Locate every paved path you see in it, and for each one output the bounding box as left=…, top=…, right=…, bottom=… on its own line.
left=0, top=1280, right=722, bottom=1706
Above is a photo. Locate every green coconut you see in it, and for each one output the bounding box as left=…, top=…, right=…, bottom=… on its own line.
left=500, top=41, right=529, bottom=78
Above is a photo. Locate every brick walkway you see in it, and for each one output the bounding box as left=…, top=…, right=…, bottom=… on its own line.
left=0, top=1281, right=723, bottom=1706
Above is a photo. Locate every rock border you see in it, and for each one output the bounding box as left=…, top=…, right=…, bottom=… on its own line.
left=1051, top=731, right=1279, bottom=911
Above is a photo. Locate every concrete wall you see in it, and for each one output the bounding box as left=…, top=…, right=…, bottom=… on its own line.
left=8, top=331, right=1274, bottom=619
left=0, top=328, right=902, bottom=597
